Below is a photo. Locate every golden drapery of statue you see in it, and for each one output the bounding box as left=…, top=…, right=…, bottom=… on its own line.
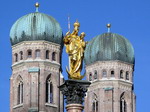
left=63, top=21, right=86, bottom=80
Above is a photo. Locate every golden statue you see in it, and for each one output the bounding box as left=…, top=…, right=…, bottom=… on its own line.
left=64, top=21, right=86, bottom=80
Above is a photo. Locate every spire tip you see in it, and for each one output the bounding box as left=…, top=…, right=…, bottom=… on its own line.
left=35, top=2, right=40, bottom=12
left=107, top=23, right=111, bottom=33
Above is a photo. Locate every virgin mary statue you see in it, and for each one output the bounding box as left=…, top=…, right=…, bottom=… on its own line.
left=63, top=21, right=86, bottom=80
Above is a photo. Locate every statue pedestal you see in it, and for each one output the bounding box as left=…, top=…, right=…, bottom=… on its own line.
left=59, top=79, right=91, bottom=112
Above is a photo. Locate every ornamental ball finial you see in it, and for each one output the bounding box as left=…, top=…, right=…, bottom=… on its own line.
left=107, top=23, right=111, bottom=33
left=35, top=2, right=40, bottom=8
left=107, top=23, right=111, bottom=28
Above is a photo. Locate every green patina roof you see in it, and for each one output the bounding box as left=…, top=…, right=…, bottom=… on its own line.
left=28, top=108, right=38, bottom=112
left=84, top=33, right=135, bottom=65
left=10, top=12, right=63, bottom=45
left=104, top=87, right=114, bottom=91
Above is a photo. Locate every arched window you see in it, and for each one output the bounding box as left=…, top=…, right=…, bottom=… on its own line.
left=120, top=70, right=123, bottom=79
left=120, top=93, right=127, bottom=112
left=46, top=75, right=53, bottom=103
left=92, top=93, right=98, bottom=112
left=94, top=70, right=97, bottom=80
left=17, top=82, right=23, bottom=104
left=27, top=50, right=32, bottom=58
left=16, top=76, right=23, bottom=105
left=14, top=53, right=18, bottom=62
left=102, top=70, right=107, bottom=77
left=92, top=100, right=98, bottom=112
left=126, top=71, right=129, bottom=80
left=89, top=73, right=92, bottom=81
left=35, top=50, right=40, bottom=58
left=52, top=52, right=56, bottom=61
left=111, top=70, right=115, bottom=77
left=46, top=50, right=49, bottom=59
left=20, top=51, right=23, bottom=60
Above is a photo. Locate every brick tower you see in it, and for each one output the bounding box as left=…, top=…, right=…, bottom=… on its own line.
left=84, top=28, right=136, bottom=112
left=9, top=3, right=64, bottom=112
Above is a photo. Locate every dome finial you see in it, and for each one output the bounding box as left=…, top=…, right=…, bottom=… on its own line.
left=107, top=23, right=111, bottom=33
left=35, top=2, right=40, bottom=12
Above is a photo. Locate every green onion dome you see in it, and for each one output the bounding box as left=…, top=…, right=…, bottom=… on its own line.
left=84, top=33, right=134, bottom=65
left=10, top=12, right=63, bottom=45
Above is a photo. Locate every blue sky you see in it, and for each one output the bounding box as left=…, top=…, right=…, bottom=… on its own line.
left=0, top=0, right=150, bottom=112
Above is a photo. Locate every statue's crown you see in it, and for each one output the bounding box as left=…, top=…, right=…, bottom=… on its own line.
left=74, top=21, right=80, bottom=27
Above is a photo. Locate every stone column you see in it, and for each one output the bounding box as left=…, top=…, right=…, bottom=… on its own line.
left=59, top=79, right=91, bottom=112
left=66, top=104, right=83, bottom=112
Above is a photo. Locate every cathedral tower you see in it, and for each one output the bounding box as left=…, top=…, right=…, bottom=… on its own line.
left=84, top=26, right=136, bottom=112
left=10, top=4, right=64, bottom=112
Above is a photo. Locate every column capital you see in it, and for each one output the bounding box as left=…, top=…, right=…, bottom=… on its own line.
left=59, top=79, right=91, bottom=105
